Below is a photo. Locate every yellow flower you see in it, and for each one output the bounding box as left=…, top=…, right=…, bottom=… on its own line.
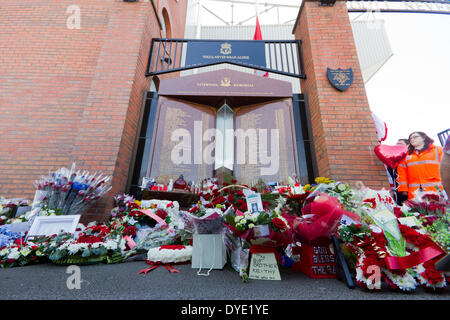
left=134, top=200, right=141, bottom=207
left=303, top=184, right=311, bottom=191
left=315, top=177, right=333, bottom=184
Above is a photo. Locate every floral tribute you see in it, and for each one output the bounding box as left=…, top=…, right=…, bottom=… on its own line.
left=0, top=239, right=47, bottom=268
left=402, top=191, right=449, bottom=252
left=32, top=163, right=112, bottom=217
left=338, top=188, right=448, bottom=292
left=44, top=223, right=128, bottom=265
left=138, top=245, right=193, bottom=275
left=224, top=197, right=293, bottom=248
left=0, top=199, right=31, bottom=223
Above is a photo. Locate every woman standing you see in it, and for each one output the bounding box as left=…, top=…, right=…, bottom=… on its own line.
left=397, top=132, right=444, bottom=200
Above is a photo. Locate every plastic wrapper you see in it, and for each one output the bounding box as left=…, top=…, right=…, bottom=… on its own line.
left=224, top=229, right=250, bottom=277
left=293, top=193, right=347, bottom=243
left=136, top=227, right=178, bottom=251
left=366, top=209, right=406, bottom=257
left=185, top=207, right=225, bottom=234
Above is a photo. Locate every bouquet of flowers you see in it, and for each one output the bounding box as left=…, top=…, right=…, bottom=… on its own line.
left=32, top=163, right=112, bottom=217
left=185, top=205, right=225, bottom=234
left=275, top=177, right=311, bottom=215
left=197, top=180, right=278, bottom=214
left=0, top=199, right=31, bottom=220
left=292, top=193, right=348, bottom=244
left=224, top=228, right=251, bottom=282
left=399, top=191, right=450, bottom=253
left=224, top=201, right=293, bottom=248
left=302, top=177, right=357, bottom=212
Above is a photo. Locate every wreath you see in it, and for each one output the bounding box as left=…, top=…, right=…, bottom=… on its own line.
left=340, top=222, right=446, bottom=292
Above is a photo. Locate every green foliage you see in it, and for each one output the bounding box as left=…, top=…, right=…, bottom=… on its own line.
left=338, top=223, right=371, bottom=243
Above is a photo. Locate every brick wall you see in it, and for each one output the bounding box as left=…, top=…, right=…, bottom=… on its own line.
left=0, top=0, right=187, bottom=222
left=294, top=0, right=388, bottom=189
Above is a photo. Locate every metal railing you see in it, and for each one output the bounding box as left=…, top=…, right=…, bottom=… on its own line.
left=146, top=38, right=306, bottom=79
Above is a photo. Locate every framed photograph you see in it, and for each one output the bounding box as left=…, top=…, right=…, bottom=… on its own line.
left=27, top=215, right=80, bottom=238
left=246, top=193, right=263, bottom=214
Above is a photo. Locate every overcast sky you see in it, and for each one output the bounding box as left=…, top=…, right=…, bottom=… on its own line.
left=194, top=1, right=450, bottom=146
left=353, top=12, right=450, bottom=145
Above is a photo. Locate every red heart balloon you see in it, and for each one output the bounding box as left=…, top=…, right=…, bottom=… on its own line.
left=374, top=144, right=408, bottom=168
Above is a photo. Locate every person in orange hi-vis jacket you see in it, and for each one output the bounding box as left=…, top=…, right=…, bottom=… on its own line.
left=397, top=131, right=444, bottom=201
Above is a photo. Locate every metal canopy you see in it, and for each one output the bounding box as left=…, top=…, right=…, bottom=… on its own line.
left=146, top=38, right=306, bottom=79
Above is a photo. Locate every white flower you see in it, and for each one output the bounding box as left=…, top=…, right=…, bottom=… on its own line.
left=147, top=245, right=192, bottom=263
left=68, top=243, right=81, bottom=255
left=248, top=223, right=255, bottom=228
left=36, top=250, right=44, bottom=257
left=20, top=247, right=31, bottom=257
left=104, top=240, right=118, bottom=250
left=91, top=243, right=101, bottom=249
left=7, top=250, right=20, bottom=260
left=0, top=248, right=9, bottom=256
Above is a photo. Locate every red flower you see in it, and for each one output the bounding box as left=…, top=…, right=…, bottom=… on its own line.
left=231, top=179, right=237, bottom=184
left=159, top=245, right=186, bottom=250
left=421, top=264, right=444, bottom=284
left=166, top=202, right=174, bottom=208
left=127, top=202, right=140, bottom=210
left=7, top=259, right=15, bottom=264
left=189, top=206, right=200, bottom=213
left=393, top=207, right=403, bottom=218
left=156, top=209, right=168, bottom=220
left=228, top=194, right=235, bottom=202
left=123, top=226, right=137, bottom=237
left=272, top=217, right=287, bottom=230
left=423, top=194, right=440, bottom=202
left=251, top=187, right=257, bottom=192
left=204, top=203, right=213, bottom=208
left=203, top=193, right=211, bottom=200
left=212, top=196, right=226, bottom=205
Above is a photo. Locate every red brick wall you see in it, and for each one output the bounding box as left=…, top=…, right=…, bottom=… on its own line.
left=294, top=0, right=388, bottom=189
left=0, top=0, right=187, bottom=221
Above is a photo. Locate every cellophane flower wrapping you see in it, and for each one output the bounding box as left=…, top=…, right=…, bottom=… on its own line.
left=224, top=205, right=293, bottom=248
left=32, top=163, right=112, bottom=217
left=224, top=228, right=250, bottom=277
left=135, top=225, right=180, bottom=251
left=293, top=193, right=347, bottom=243
left=185, top=205, right=225, bottom=234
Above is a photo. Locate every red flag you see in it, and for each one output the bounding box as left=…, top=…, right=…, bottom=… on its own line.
left=253, top=16, right=268, bottom=77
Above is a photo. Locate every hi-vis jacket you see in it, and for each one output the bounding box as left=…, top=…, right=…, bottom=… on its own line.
left=397, top=144, right=443, bottom=200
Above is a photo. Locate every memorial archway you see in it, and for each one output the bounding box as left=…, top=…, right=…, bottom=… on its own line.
left=128, top=69, right=316, bottom=195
